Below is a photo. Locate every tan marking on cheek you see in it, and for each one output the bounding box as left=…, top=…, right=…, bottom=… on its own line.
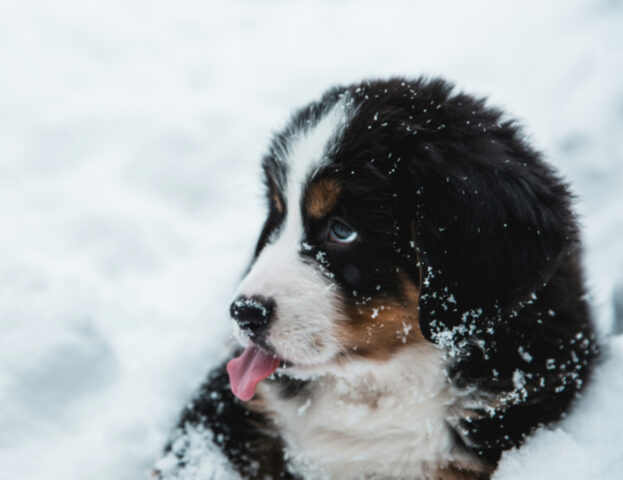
left=305, top=178, right=341, bottom=218
left=338, top=276, right=425, bottom=361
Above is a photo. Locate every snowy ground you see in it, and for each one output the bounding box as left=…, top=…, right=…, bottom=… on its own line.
left=1, top=1, right=622, bottom=478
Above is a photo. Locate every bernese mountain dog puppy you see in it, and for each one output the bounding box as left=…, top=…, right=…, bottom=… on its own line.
left=156, top=77, right=599, bottom=480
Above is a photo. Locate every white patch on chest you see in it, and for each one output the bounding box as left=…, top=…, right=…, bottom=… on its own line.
left=260, top=344, right=463, bottom=479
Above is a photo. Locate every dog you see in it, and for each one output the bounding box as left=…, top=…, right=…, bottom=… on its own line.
left=154, top=77, right=599, bottom=480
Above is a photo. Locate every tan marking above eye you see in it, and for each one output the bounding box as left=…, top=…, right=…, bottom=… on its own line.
left=305, top=178, right=342, bottom=219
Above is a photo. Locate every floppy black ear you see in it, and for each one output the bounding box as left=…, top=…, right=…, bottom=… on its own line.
left=403, top=128, right=577, bottom=341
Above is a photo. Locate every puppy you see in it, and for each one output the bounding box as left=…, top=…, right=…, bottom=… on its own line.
left=155, top=77, right=598, bottom=480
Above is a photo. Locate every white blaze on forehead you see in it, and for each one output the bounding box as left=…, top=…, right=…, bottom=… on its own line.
left=279, top=100, right=350, bottom=253
left=285, top=100, right=350, bottom=195
left=241, top=99, right=349, bottom=292
left=236, top=100, right=349, bottom=363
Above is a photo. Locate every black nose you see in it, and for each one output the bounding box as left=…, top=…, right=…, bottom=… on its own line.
left=230, top=295, right=275, bottom=337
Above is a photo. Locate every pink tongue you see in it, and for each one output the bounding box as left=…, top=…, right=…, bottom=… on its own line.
left=226, top=344, right=281, bottom=401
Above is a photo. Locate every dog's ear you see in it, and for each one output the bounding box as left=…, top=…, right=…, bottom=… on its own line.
left=401, top=129, right=577, bottom=341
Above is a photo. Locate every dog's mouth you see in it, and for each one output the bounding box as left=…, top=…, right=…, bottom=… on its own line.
left=226, top=341, right=340, bottom=400
left=226, top=343, right=281, bottom=401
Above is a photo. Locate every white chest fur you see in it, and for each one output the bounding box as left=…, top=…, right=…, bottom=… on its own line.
left=259, top=344, right=462, bottom=480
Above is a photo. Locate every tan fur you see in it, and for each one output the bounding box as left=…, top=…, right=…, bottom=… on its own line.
left=269, top=179, right=284, bottom=214
left=338, top=274, right=425, bottom=360
left=432, top=462, right=493, bottom=480
left=305, top=178, right=341, bottom=218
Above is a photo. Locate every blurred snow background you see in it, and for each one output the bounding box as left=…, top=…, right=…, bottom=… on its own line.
left=1, top=0, right=622, bottom=478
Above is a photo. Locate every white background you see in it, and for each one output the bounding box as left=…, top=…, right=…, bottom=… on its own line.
left=1, top=1, right=622, bottom=478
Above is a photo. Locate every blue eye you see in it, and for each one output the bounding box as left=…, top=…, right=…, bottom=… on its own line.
left=329, top=220, right=358, bottom=244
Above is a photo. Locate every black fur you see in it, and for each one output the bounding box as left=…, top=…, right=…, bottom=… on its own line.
left=159, top=359, right=296, bottom=479
left=331, top=78, right=598, bottom=463
left=159, top=77, right=598, bottom=477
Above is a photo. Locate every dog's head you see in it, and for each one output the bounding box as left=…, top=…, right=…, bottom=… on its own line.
left=226, top=78, right=575, bottom=400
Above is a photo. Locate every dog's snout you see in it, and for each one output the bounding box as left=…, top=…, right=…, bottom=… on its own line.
left=230, top=295, right=275, bottom=336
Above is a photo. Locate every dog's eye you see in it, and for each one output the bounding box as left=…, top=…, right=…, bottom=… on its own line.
left=329, top=219, right=358, bottom=244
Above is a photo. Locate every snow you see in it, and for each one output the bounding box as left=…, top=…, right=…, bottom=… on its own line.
left=154, top=425, right=238, bottom=480
left=494, top=336, right=623, bottom=480
left=0, top=0, right=622, bottom=479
